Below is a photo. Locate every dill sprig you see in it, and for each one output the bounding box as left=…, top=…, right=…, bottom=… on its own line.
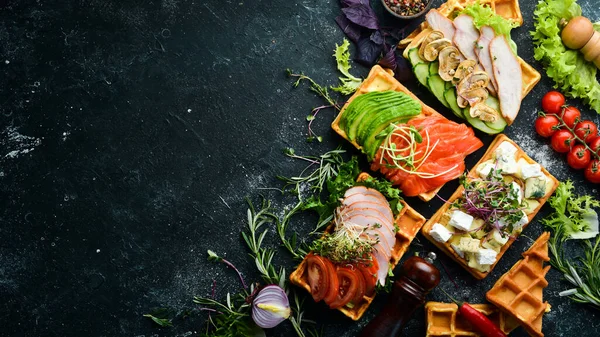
left=541, top=180, right=600, bottom=308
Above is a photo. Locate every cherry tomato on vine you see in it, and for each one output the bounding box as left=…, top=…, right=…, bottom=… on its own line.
left=541, top=91, right=565, bottom=115
left=585, top=160, right=600, bottom=184
left=551, top=129, right=575, bottom=153
left=561, top=106, right=581, bottom=128
left=535, top=115, right=560, bottom=138
left=589, top=137, right=600, bottom=154
left=574, top=120, right=598, bottom=143
left=567, top=144, right=591, bottom=170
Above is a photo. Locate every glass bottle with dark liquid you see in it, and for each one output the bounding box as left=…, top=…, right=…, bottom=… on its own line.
left=359, top=253, right=440, bottom=337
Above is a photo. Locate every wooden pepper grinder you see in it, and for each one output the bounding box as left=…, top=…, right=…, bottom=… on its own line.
left=560, top=16, right=600, bottom=69
left=359, top=253, right=441, bottom=337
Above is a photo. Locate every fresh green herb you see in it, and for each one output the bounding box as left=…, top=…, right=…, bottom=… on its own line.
left=541, top=180, right=600, bottom=308
left=143, top=313, right=173, bottom=328
left=532, top=0, right=600, bottom=114
left=311, top=221, right=377, bottom=264
left=461, top=2, right=519, bottom=53
left=287, top=70, right=340, bottom=142
left=331, top=39, right=363, bottom=95
left=453, top=168, right=526, bottom=236
left=194, top=292, right=257, bottom=337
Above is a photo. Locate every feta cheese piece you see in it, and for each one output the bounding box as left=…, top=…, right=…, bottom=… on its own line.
left=514, top=211, right=529, bottom=230
left=449, top=210, right=474, bottom=232
left=510, top=181, right=523, bottom=203
left=430, top=223, right=452, bottom=243
left=525, top=176, right=547, bottom=199
left=520, top=163, right=543, bottom=180
left=457, top=237, right=481, bottom=253
left=476, top=160, right=496, bottom=178
left=494, top=141, right=519, bottom=174
left=476, top=248, right=498, bottom=265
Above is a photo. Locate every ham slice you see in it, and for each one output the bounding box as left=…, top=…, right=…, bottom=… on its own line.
left=490, top=36, right=523, bottom=124
left=426, top=9, right=456, bottom=41
left=453, top=15, right=480, bottom=61
left=476, top=26, right=498, bottom=93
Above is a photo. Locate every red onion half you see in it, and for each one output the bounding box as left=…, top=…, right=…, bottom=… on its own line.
left=252, top=285, right=291, bottom=329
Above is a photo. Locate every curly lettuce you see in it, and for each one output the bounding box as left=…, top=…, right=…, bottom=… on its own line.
left=532, top=0, right=600, bottom=114
left=461, top=2, right=519, bottom=52
left=331, top=39, right=363, bottom=95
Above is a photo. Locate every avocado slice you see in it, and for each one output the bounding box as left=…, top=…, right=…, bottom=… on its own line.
left=340, top=91, right=400, bottom=140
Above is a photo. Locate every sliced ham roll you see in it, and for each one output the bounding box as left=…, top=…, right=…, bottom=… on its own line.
left=453, top=15, right=480, bottom=61
left=490, top=36, right=523, bottom=124
left=426, top=9, right=456, bottom=41
left=476, top=26, right=498, bottom=93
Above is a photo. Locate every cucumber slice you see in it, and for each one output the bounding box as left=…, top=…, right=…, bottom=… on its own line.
left=429, top=62, right=440, bottom=76
left=444, top=87, right=464, bottom=119
left=484, top=96, right=508, bottom=132
left=463, top=107, right=502, bottom=135
left=407, top=48, right=423, bottom=66
left=427, top=74, right=450, bottom=108
left=414, top=63, right=430, bottom=88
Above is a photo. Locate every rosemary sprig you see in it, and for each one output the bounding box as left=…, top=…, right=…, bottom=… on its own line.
left=143, top=313, right=173, bottom=328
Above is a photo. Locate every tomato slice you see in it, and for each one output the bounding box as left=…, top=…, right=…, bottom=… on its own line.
left=306, top=254, right=338, bottom=303
left=357, top=256, right=379, bottom=296
left=327, top=266, right=363, bottom=309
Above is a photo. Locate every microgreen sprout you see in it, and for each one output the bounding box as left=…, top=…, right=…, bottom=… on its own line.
left=379, top=124, right=458, bottom=178
left=207, top=250, right=248, bottom=289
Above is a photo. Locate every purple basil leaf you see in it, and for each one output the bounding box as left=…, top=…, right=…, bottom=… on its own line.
left=394, top=53, right=414, bottom=83
left=340, top=0, right=370, bottom=7
left=355, top=36, right=382, bottom=66
left=378, top=44, right=397, bottom=70
left=370, top=30, right=384, bottom=45
left=342, top=5, right=379, bottom=30
left=335, top=15, right=363, bottom=43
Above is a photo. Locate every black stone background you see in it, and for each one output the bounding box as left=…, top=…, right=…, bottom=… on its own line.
left=1, top=0, right=599, bottom=336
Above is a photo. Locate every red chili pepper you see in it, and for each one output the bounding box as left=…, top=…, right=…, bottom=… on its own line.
left=439, top=288, right=507, bottom=337
left=457, top=302, right=507, bottom=337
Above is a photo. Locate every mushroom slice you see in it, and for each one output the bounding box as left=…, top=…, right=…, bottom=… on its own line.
left=457, top=72, right=490, bottom=94
left=438, top=46, right=461, bottom=81
left=470, top=103, right=500, bottom=122
left=418, top=30, right=445, bottom=60
left=423, top=38, right=452, bottom=62
left=452, top=59, right=477, bottom=85
left=461, top=88, right=489, bottom=107
left=457, top=96, right=469, bottom=108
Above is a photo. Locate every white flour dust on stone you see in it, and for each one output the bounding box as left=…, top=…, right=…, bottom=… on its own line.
left=511, top=131, right=567, bottom=180
left=1, top=126, right=42, bottom=159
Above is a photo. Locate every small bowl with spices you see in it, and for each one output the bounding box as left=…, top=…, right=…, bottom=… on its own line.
left=381, top=0, right=432, bottom=20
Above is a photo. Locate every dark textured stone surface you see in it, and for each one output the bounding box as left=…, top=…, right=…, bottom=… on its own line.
left=1, top=0, right=599, bottom=336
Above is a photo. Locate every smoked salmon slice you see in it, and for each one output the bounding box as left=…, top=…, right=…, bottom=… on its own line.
left=371, top=116, right=482, bottom=196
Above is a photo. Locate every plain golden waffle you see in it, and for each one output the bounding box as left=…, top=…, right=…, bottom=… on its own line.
left=289, top=173, right=426, bottom=320
left=399, top=0, right=539, bottom=99
left=421, top=134, right=559, bottom=279
left=425, top=302, right=520, bottom=336
left=486, top=232, right=551, bottom=337
left=331, top=65, right=450, bottom=202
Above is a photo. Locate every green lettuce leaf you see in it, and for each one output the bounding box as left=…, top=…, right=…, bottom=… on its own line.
left=331, top=39, right=363, bottom=95
left=532, top=0, right=600, bottom=114
left=461, top=2, right=519, bottom=53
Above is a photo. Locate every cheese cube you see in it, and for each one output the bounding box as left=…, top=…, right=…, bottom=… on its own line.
left=495, top=141, right=518, bottom=161
left=497, top=156, right=518, bottom=175
left=490, top=228, right=509, bottom=246
left=458, top=237, right=481, bottom=253
left=449, top=210, right=474, bottom=232
left=510, top=181, right=523, bottom=203
left=525, top=176, right=547, bottom=199
left=514, top=211, right=529, bottom=230
left=451, top=243, right=465, bottom=258
left=476, top=160, right=496, bottom=178
left=476, top=248, right=498, bottom=265
left=430, top=223, right=452, bottom=243
left=520, top=163, right=543, bottom=180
